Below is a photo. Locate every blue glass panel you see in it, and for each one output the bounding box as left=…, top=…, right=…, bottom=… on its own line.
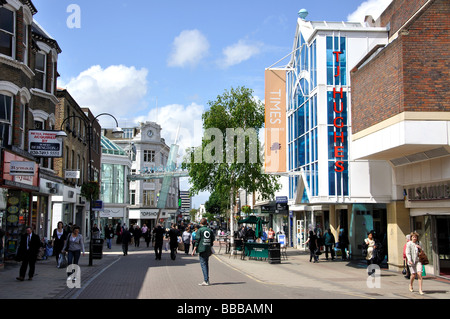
left=328, top=161, right=336, bottom=196
left=298, top=105, right=304, bottom=136
left=340, top=37, right=346, bottom=86
left=299, top=136, right=305, bottom=167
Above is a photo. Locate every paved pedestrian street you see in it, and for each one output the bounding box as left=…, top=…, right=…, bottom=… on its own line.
left=0, top=241, right=449, bottom=302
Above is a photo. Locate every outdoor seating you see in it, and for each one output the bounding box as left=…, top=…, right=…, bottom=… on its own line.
left=218, top=236, right=229, bottom=254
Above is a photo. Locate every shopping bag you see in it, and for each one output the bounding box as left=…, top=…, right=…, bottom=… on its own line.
left=422, top=265, right=426, bottom=277
left=57, top=253, right=68, bottom=269
left=178, top=242, right=185, bottom=251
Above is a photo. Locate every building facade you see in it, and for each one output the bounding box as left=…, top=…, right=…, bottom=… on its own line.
left=351, top=0, right=450, bottom=276
left=0, top=0, right=61, bottom=260
left=99, top=135, right=131, bottom=232
left=282, top=15, right=393, bottom=253
left=107, top=121, right=179, bottom=229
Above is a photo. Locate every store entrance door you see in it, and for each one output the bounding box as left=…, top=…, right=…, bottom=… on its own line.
left=436, top=216, right=450, bottom=278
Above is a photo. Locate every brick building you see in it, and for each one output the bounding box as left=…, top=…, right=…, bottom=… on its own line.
left=0, top=0, right=62, bottom=260
left=351, top=0, right=450, bottom=277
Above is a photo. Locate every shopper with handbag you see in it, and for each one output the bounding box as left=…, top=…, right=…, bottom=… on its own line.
left=405, top=231, right=425, bottom=295
left=402, top=234, right=411, bottom=279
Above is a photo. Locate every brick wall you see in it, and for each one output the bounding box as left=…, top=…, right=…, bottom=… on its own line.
left=351, top=0, right=450, bottom=134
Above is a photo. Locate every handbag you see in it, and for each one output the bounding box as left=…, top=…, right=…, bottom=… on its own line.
left=57, top=253, right=68, bottom=269
left=402, top=261, right=407, bottom=275
left=315, top=249, right=322, bottom=256
left=419, top=249, right=429, bottom=265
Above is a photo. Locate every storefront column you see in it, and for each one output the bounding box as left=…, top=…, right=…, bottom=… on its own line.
left=387, top=201, right=410, bottom=272
left=329, top=205, right=338, bottom=241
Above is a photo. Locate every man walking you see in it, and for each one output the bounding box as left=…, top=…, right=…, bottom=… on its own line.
left=121, top=226, right=131, bottom=256
left=153, top=224, right=165, bottom=260
left=192, top=218, right=215, bottom=286
left=16, top=226, right=40, bottom=281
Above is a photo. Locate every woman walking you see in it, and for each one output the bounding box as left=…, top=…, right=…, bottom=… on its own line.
left=52, top=221, right=68, bottom=265
left=405, top=231, right=424, bottom=295
left=63, top=226, right=85, bottom=281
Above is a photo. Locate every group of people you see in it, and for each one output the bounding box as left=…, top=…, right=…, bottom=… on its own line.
left=237, top=226, right=277, bottom=243
left=151, top=219, right=216, bottom=286
left=16, top=222, right=85, bottom=281
left=305, top=228, right=350, bottom=263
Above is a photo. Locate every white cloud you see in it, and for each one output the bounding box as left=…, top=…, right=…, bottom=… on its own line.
left=59, top=65, right=149, bottom=125
left=167, top=29, right=210, bottom=68
left=347, top=0, right=393, bottom=23
left=219, top=39, right=262, bottom=68
left=134, top=102, right=205, bottom=158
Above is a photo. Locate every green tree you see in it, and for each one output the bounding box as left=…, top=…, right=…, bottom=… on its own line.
left=183, top=86, right=280, bottom=237
left=205, top=190, right=229, bottom=218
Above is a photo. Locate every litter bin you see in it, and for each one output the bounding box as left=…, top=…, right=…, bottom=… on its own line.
left=268, top=242, right=281, bottom=264
left=92, top=238, right=104, bottom=259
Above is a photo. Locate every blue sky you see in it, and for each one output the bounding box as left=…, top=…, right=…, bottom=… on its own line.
left=32, top=0, right=392, bottom=207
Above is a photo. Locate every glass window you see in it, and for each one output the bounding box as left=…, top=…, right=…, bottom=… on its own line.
left=0, top=94, right=12, bottom=147
left=35, top=52, right=46, bottom=90
left=144, top=150, right=155, bottom=162
left=0, top=7, right=14, bottom=57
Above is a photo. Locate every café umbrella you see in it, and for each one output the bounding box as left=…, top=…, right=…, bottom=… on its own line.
left=238, top=215, right=269, bottom=238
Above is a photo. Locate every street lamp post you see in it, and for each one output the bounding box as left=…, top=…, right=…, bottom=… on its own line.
left=56, top=113, right=123, bottom=266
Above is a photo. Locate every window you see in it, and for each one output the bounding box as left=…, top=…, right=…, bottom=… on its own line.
left=22, top=23, right=28, bottom=65
left=18, top=103, right=25, bottom=148
left=122, top=128, right=134, bottom=139
left=35, top=52, right=46, bottom=90
left=143, top=190, right=155, bottom=207
left=0, top=7, right=15, bottom=57
left=130, top=190, right=136, bottom=205
left=143, top=150, right=155, bottom=162
left=0, top=94, right=12, bottom=147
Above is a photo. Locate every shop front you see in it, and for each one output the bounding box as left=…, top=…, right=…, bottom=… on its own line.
left=408, top=203, right=450, bottom=278
left=0, top=149, right=39, bottom=261
left=99, top=205, right=127, bottom=234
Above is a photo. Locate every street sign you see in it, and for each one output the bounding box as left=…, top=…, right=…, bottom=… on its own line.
left=92, top=200, right=104, bottom=211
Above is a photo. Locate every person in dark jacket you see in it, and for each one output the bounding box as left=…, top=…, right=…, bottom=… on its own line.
left=153, top=224, right=165, bottom=260
left=168, top=224, right=179, bottom=260
left=16, top=226, right=40, bottom=281
left=338, top=229, right=349, bottom=260
left=192, top=218, right=215, bottom=286
left=52, top=221, right=68, bottom=264
left=121, top=226, right=132, bottom=256
left=104, top=224, right=114, bottom=249
left=324, top=229, right=335, bottom=260
left=305, top=230, right=319, bottom=263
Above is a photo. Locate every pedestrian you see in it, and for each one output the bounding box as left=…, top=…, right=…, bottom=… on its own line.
left=121, top=226, right=131, bottom=256
left=63, top=226, right=85, bottom=280
left=134, top=225, right=142, bottom=247
left=104, top=224, right=114, bottom=249
left=305, top=230, right=319, bottom=263
left=116, top=223, right=122, bottom=244
left=182, top=228, right=192, bottom=254
left=153, top=224, right=165, bottom=260
left=364, top=231, right=377, bottom=275
left=402, top=234, right=411, bottom=279
left=338, top=229, right=349, bottom=260
left=16, top=226, right=40, bottom=281
left=406, top=231, right=424, bottom=295
left=192, top=218, right=215, bottom=286
left=52, top=221, right=68, bottom=264
left=168, top=224, right=179, bottom=260
left=92, top=223, right=100, bottom=239
left=268, top=228, right=275, bottom=243
left=142, top=224, right=151, bottom=248
left=191, top=225, right=198, bottom=254
left=324, top=229, right=335, bottom=260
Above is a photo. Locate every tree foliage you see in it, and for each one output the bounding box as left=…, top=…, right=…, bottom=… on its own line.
left=183, top=86, right=280, bottom=208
